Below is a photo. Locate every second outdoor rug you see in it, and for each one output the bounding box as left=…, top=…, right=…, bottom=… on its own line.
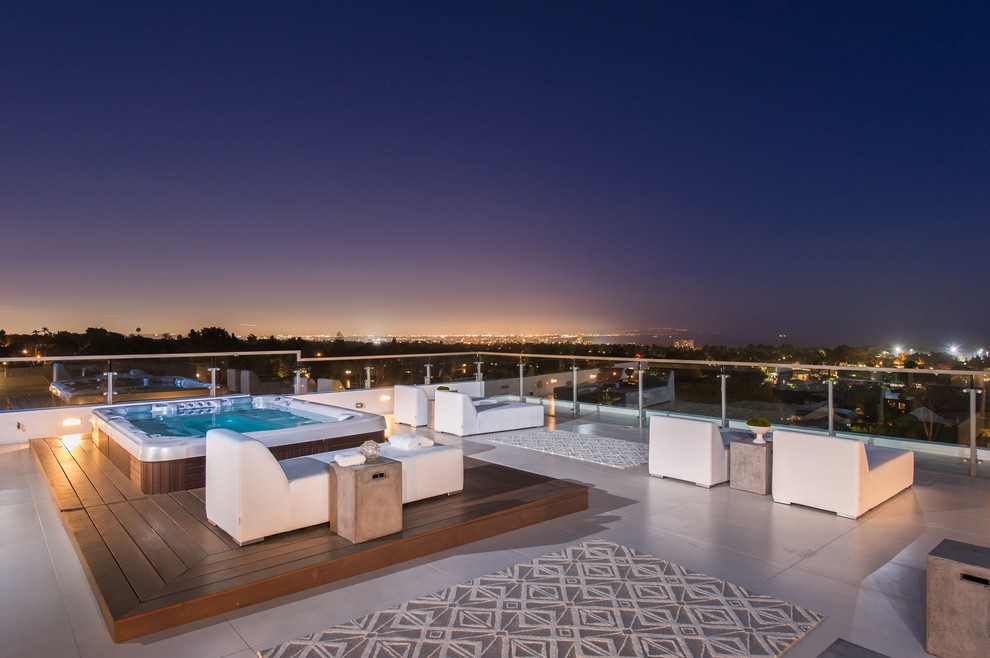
left=260, top=539, right=824, bottom=658
left=490, top=429, right=649, bottom=468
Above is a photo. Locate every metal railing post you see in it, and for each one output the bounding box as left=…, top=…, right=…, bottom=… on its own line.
left=424, top=363, right=432, bottom=385
left=475, top=360, right=483, bottom=382
left=294, top=369, right=303, bottom=395
left=719, top=374, right=729, bottom=428
left=964, top=386, right=983, bottom=477
left=104, top=371, right=117, bottom=405
left=827, top=378, right=836, bottom=436
left=638, top=362, right=645, bottom=429
left=518, top=362, right=525, bottom=402
left=209, top=367, right=219, bottom=397
left=572, top=364, right=580, bottom=418
left=364, top=366, right=372, bottom=390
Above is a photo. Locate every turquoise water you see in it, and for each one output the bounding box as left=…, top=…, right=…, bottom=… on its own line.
left=129, top=408, right=321, bottom=438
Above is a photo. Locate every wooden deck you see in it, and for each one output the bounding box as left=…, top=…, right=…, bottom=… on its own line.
left=31, top=435, right=589, bottom=642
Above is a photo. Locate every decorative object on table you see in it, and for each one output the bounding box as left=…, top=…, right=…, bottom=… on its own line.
left=359, top=439, right=381, bottom=462
left=435, top=385, right=450, bottom=391
left=259, top=539, right=824, bottom=658
left=747, top=416, right=772, bottom=444
left=333, top=451, right=366, bottom=467
left=492, top=430, right=648, bottom=468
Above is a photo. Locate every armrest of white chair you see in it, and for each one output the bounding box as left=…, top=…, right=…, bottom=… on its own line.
left=393, top=385, right=430, bottom=427
left=434, top=391, right=478, bottom=436
left=206, top=429, right=291, bottom=545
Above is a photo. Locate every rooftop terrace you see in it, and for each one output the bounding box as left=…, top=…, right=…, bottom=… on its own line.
left=2, top=409, right=989, bottom=656
left=2, top=350, right=989, bottom=656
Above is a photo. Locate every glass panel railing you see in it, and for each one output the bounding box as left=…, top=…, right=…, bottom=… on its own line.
left=480, top=354, right=523, bottom=398
left=107, top=356, right=219, bottom=403
left=225, top=354, right=296, bottom=395
left=656, top=363, right=723, bottom=423
left=305, top=359, right=363, bottom=391
left=5, top=358, right=110, bottom=408
left=879, top=371, right=972, bottom=446
left=427, top=354, right=480, bottom=385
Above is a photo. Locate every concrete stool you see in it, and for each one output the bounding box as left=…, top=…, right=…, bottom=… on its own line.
left=927, top=538, right=990, bottom=657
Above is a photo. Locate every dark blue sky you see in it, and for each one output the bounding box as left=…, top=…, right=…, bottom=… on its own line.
left=1, top=2, right=987, bottom=348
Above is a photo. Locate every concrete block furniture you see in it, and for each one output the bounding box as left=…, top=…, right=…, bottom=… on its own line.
left=771, top=429, right=914, bottom=519
left=648, top=416, right=748, bottom=487
left=433, top=390, right=544, bottom=437
left=205, top=428, right=463, bottom=545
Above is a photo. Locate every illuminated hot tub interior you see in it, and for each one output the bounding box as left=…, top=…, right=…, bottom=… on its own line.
left=91, top=395, right=386, bottom=493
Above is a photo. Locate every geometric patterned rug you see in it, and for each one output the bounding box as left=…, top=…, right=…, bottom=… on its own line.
left=490, top=430, right=650, bottom=468
left=259, top=539, right=824, bottom=657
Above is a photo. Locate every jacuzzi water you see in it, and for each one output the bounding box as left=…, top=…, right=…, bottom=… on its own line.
left=91, top=395, right=387, bottom=462
left=127, top=406, right=321, bottom=438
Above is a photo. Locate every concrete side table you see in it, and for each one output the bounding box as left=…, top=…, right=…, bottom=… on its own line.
left=729, top=437, right=773, bottom=495
left=927, top=538, right=990, bottom=657
left=329, top=456, right=403, bottom=544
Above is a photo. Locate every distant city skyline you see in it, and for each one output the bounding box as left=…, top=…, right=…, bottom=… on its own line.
left=2, top=3, right=987, bottom=349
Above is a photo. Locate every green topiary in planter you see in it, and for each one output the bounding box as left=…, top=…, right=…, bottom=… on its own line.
left=746, top=417, right=771, bottom=427
left=436, top=385, right=450, bottom=391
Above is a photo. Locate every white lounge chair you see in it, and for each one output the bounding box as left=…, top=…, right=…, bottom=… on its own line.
left=771, top=430, right=914, bottom=519
left=205, top=429, right=463, bottom=545
left=434, top=391, right=543, bottom=437
left=648, top=416, right=748, bottom=487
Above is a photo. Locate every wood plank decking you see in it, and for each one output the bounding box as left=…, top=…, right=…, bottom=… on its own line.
left=30, top=436, right=589, bottom=642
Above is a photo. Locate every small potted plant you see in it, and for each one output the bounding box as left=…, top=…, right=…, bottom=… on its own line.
left=746, top=417, right=772, bottom=444
left=435, top=385, right=450, bottom=391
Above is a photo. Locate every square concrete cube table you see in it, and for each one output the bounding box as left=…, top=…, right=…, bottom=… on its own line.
left=927, top=538, right=990, bottom=657
left=729, top=436, right=773, bottom=495
left=329, top=456, right=403, bottom=544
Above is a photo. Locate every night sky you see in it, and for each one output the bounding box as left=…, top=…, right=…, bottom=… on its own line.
left=2, top=2, right=987, bottom=348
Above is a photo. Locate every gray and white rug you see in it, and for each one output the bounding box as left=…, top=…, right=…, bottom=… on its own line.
left=260, top=539, right=824, bottom=658
left=490, top=430, right=649, bottom=468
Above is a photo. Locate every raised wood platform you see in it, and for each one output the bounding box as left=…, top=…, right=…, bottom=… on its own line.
left=30, top=436, right=589, bottom=642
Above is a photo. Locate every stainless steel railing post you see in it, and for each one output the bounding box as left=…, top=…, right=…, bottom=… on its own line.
left=572, top=364, right=580, bottom=418
left=719, top=374, right=729, bottom=428
left=964, top=387, right=983, bottom=477
left=104, top=371, right=117, bottom=404
left=638, top=362, right=645, bottom=429
left=827, top=378, right=836, bottom=436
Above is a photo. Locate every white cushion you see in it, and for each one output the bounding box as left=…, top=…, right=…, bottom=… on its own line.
left=390, top=434, right=434, bottom=450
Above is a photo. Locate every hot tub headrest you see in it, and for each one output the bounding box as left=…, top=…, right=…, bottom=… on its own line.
left=152, top=399, right=233, bottom=416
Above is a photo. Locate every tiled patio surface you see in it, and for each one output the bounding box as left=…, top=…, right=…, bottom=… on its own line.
left=2, top=411, right=988, bottom=657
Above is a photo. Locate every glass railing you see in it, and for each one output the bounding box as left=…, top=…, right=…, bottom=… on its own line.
left=3, top=349, right=988, bottom=475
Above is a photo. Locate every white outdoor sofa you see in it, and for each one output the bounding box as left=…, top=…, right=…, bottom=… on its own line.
left=771, top=430, right=914, bottom=519
left=648, top=416, right=750, bottom=487
left=434, top=391, right=544, bottom=437
left=393, top=383, right=489, bottom=427
left=205, top=429, right=464, bottom=545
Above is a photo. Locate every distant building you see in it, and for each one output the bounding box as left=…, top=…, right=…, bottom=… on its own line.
left=674, top=339, right=696, bottom=350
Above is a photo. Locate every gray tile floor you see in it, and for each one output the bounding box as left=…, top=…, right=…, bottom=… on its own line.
left=1, top=414, right=987, bottom=657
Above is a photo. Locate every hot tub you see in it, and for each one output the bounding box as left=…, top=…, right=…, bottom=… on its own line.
left=91, top=395, right=386, bottom=493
